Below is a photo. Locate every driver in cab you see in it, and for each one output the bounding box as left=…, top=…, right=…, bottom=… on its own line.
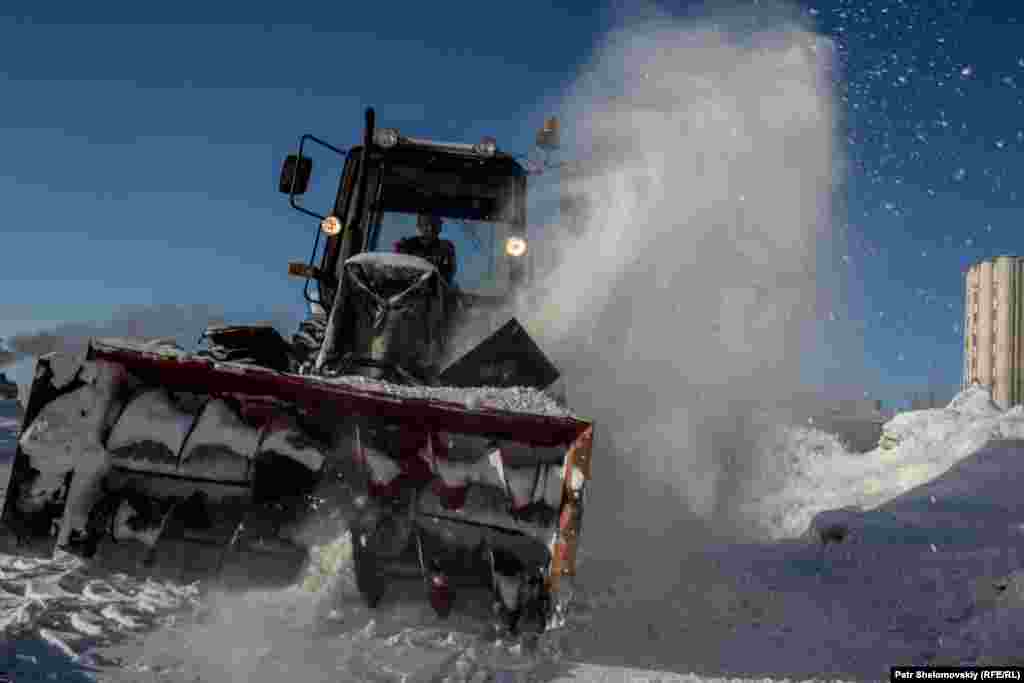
left=394, top=213, right=456, bottom=286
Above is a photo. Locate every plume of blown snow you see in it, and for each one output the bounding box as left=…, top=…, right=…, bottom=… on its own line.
left=517, top=7, right=842, bottom=569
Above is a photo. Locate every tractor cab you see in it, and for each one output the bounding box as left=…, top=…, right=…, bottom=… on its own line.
left=281, top=110, right=531, bottom=314
left=365, top=142, right=529, bottom=295
left=280, top=109, right=544, bottom=387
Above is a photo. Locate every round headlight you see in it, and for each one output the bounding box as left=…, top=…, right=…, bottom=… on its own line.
left=505, top=236, right=528, bottom=257
left=320, top=215, right=342, bottom=236
left=374, top=128, right=400, bottom=148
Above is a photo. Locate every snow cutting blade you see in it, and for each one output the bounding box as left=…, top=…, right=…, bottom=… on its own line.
left=83, top=339, right=592, bottom=588
left=1, top=337, right=593, bottom=604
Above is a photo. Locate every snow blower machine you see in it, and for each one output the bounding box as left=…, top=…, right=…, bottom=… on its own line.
left=0, top=108, right=592, bottom=633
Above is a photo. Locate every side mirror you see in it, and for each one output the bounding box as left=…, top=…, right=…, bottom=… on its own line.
left=279, top=154, right=313, bottom=195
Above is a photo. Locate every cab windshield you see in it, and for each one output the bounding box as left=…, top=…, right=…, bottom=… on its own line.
left=369, top=210, right=511, bottom=295
left=366, top=158, right=524, bottom=296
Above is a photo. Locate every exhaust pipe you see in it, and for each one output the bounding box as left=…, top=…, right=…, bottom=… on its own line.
left=364, top=107, right=375, bottom=150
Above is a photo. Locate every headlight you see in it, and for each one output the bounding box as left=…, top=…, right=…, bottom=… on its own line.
left=320, top=215, right=342, bottom=236
left=374, top=128, right=400, bottom=148
left=505, top=236, right=527, bottom=257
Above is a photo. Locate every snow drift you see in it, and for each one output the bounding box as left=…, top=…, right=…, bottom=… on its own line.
left=749, top=384, right=1024, bottom=542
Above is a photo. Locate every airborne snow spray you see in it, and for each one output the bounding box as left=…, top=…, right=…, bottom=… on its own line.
left=516, top=4, right=848, bottom=595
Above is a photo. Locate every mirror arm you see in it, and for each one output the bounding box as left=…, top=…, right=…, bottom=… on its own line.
left=288, top=134, right=348, bottom=221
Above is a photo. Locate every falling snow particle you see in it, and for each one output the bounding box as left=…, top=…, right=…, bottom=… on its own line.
left=961, top=66, right=973, bottom=78
left=996, top=140, right=1007, bottom=149
left=953, top=168, right=966, bottom=182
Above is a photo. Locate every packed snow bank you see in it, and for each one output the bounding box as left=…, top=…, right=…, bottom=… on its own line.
left=749, top=385, right=1024, bottom=541
left=941, top=567, right=1024, bottom=666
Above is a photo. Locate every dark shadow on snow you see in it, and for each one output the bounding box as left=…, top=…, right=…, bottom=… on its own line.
left=0, top=638, right=103, bottom=683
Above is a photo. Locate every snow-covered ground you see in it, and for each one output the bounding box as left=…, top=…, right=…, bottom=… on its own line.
left=4, top=386, right=1024, bottom=681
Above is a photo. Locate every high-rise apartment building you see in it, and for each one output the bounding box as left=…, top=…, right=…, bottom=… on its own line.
left=963, top=255, right=1024, bottom=409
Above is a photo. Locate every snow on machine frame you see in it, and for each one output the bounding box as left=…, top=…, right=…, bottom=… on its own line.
left=0, top=107, right=592, bottom=633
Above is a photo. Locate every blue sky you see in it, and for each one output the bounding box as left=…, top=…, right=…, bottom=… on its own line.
left=1, top=1, right=1023, bottom=410
left=0, top=3, right=606, bottom=321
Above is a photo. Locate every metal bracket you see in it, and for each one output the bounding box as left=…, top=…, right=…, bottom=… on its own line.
left=286, top=134, right=347, bottom=307
left=287, top=134, right=347, bottom=221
